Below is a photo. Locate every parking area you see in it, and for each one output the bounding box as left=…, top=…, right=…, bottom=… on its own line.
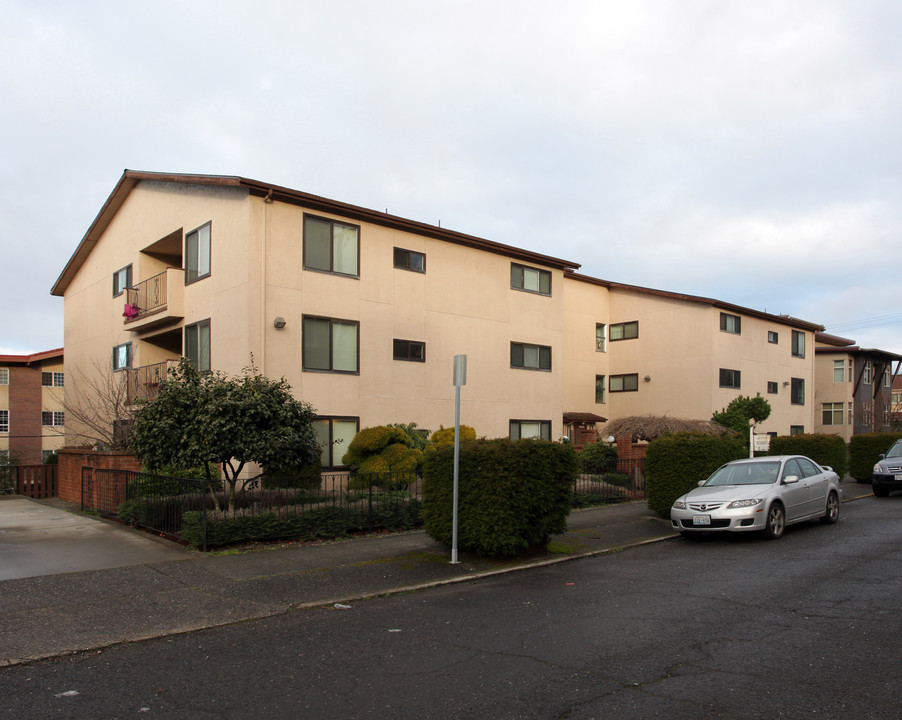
left=0, top=496, right=192, bottom=581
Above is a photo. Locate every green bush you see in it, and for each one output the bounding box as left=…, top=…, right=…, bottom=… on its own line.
left=767, top=433, right=848, bottom=478
left=577, top=442, right=618, bottom=474
left=849, top=432, right=902, bottom=481
left=261, top=460, right=322, bottom=492
left=423, top=438, right=576, bottom=558
left=645, top=432, right=747, bottom=517
left=342, top=426, right=423, bottom=477
left=429, top=425, right=476, bottom=446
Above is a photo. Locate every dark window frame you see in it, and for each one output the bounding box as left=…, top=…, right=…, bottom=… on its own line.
left=112, top=342, right=132, bottom=371
left=791, top=377, right=805, bottom=405
left=393, top=339, right=426, bottom=362
left=791, top=330, right=806, bottom=358
left=609, top=321, right=639, bottom=341
left=510, top=263, right=551, bottom=296
left=719, top=368, right=741, bottom=389
left=393, top=247, right=426, bottom=273
left=303, top=214, right=360, bottom=278
left=0, top=410, right=8, bottom=433
left=185, top=319, right=212, bottom=373
left=595, top=375, right=606, bottom=404
left=302, top=315, right=360, bottom=374
left=609, top=373, right=639, bottom=392
left=313, top=416, right=359, bottom=470
left=113, top=264, right=132, bottom=297
left=185, top=222, right=212, bottom=284
left=768, top=331, right=779, bottom=344
left=767, top=381, right=778, bottom=394
left=509, top=419, right=552, bottom=441
left=42, top=372, right=64, bottom=388
left=510, top=342, right=552, bottom=371
left=720, top=312, right=741, bottom=335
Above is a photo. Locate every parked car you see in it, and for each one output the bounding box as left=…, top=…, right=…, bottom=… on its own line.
left=872, top=440, right=902, bottom=497
left=670, top=455, right=842, bottom=539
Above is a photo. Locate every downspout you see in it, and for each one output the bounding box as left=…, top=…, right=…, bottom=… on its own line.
left=260, top=189, right=273, bottom=373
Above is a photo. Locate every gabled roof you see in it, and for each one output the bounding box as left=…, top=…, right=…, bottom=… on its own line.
left=51, top=170, right=581, bottom=296
left=565, top=271, right=824, bottom=332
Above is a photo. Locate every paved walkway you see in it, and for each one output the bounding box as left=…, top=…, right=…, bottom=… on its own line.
left=0, top=481, right=872, bottom=667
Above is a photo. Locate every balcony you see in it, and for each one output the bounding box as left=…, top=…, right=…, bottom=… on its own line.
left=123, top=268, right=184, bottom=332
left=126, top=360, right=180, bottom=404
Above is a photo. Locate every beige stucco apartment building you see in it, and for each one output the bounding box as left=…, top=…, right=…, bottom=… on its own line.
left=51, top=170, right=827, bottom=467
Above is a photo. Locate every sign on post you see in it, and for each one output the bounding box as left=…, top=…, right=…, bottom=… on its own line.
left=451, top=354, right=467, bottom=564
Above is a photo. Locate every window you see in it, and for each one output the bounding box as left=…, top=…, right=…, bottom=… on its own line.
left=833, top=360, right=845, bottom=383
left=595, top=324, right=606, bottom=352
left=313, top=417, right=359, bottom=469
left=393, top=248, right=425, bottom=273
left=609, top=321, right=638, bottom=341
left=609, top=374, right=639, bottom=392
left=791, top=377, right=805, bottom=405
left=510, top=263, right=551, bottom=295
left=393, top=339, right=425, bottom=362
left=863, top=361, right=873, bottom=385
left=822, top=402, right=843, bottom=426
left=304, top=215, right=359, bottom=277
left=303, top=316, right=359, bottom=373
left=510, top=342, right=552, bottom=371
left=41, top=411, right=64, bottom=427
left=112, top=343, right=132, bottom=371
left=767, top=381, right=778, bottom=394
left=185, top=320, right=211, bottom=373
left=41, top=372, right=64, bottom=387
left=509, top=420, right=551, bottom=441
left=885, top=367, right=892, bottom=388
left=595, top=375, right=606, bottom=404
left=791, top=330, right=805, bottom=358
left=185, top=223, right=212, bottom=283
left=719, top=368, right=741, bottom=389
left=848, top=401, right=854, bottom=425
left=790, top=425, right=804, bottom=436
left=768, top=331, right=779, bottom=344
left=720, top=313, right=741, bottom=334
left=113, top=264, right=132, bottom=297
left=0, top=368, right=7, bottom=385
left=0, top=410, right=8, bottom=433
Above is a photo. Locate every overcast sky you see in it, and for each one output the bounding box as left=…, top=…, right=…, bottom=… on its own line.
left=3, top=0, right=900, bottom=356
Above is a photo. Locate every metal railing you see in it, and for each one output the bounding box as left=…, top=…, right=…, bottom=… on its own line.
left=126, top=360, right=179, bottom=403
left=572, top=458, right=645, bottom=504
left=125, top=270, right=168, bottom=318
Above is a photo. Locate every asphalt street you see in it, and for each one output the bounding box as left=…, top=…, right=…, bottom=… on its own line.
left=1, top=491, right=898, bottom=720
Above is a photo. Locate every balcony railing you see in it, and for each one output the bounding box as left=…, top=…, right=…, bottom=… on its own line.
left=127, top=360, right=180, bottom=403
left=125, top=271, right=168, bottom=318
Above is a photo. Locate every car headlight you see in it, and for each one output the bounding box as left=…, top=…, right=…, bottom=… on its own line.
left=672, top=500, right=687, bottom=510
left=874, top=463, right=885, bottom=474
left=727, top=498, right=764, bottom=509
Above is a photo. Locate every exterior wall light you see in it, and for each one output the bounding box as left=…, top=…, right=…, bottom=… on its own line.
left=273, top=317, right=286, bottom=329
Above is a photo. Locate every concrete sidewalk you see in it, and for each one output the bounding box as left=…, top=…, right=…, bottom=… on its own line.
left=0, top=481, right=873, bottom=667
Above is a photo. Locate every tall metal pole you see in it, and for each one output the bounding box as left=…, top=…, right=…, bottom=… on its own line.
left=451, top=354, right=467, bottom=564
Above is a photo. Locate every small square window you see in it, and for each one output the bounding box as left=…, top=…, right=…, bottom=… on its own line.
left=41, top=372, right=64, bottom=387
left=767, top=381, right=778, bottom=394
left=393, top=339, right=426, bottom=362
left=790, top=425, right=804, bottom=436
left=394, top=248, right=426, bottom=273
left=768, top=331, right=779, bottom=344
left=719, top=368, right=741, bottom=389
left=720, top=313, right=741, bottom=334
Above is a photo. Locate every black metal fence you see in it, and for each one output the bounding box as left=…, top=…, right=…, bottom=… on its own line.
left=572, top=458, right=645, bottom=504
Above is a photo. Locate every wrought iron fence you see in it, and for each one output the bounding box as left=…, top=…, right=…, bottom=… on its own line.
left=572, top=457, right=645, bottom=504
left=125, top=270, right=168, bottom=317
left=0, top=465, right=58, bottom=497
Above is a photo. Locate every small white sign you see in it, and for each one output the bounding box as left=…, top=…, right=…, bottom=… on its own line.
left=753, top=433, right=771, bottom=452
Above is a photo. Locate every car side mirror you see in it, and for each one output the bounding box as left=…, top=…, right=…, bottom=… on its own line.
left=782, top=475, right=799, bottom=485
left=879, top=454, right=886, bottom=460
left=698, top=480, right=706, bottom=486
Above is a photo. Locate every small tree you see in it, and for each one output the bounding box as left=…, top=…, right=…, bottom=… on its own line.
left=712, top=395, right=772, bottom=435
left=62, top=356, right=136, bottom=450
left=578, top=441, right=618, bottom=474
left=130, top=359, right=320, bottom=511
left=342, top=425, right=423, bottom=478
left=430, top=425, right=476, bottom=445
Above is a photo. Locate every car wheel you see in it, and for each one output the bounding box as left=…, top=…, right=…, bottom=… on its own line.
left=873, top=485, right=890, bottom=498
left=762, top=503, right=785, bottom=539
left=820, top=492, right=839, bottom=524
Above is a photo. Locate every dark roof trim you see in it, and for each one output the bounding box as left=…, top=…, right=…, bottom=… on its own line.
left=0, top=348, right=64, bottom=364
left=565, top=271, right=824, bottom=332
left=815, top=346, right=902, bottom=362
left=816, top=331, right=856, bottom=347
left=52, top=170, right=580, bottom=296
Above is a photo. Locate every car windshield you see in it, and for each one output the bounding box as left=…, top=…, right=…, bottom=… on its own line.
left=704, top=462, right=780, bottom=486
left=886, top=443, right=902, bottom=459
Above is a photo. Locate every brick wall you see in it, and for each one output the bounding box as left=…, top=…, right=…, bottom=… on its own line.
left=57, top=448, right=142, bottom=504
left=8, top=365, right=42, bottom=464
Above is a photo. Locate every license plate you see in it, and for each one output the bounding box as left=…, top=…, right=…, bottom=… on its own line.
left=895, top=474, right=902, bottom=481
left=693, top=515, right=711, bottom=526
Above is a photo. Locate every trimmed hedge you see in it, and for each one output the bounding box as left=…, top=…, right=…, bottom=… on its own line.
left=849, top=432, right=902, bottom=481
left=645, top=432, right=747, bottom=517
left=767, top=433, right=848, bottom=478
left=423, top=439, right=577, bottom=558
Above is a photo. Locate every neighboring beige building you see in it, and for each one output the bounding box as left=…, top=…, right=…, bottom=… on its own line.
left=51, top=170, right=828, bottom=468
left=0, top=349, right=66, bottom=464
left=813, top=332, right=902, bottom=441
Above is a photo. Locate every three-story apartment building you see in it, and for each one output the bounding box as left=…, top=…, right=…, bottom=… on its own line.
left=0, top=349, right=65, bottom=464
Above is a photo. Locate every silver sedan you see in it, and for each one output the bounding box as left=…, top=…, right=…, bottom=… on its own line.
left=670, top=455, right=842, bottom=539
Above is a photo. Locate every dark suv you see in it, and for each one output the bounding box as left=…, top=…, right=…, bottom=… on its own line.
left=872, top=440, right=902, bottom=497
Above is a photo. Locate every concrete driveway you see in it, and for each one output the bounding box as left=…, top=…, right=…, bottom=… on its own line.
left=0, top=496, right=192, bottom=581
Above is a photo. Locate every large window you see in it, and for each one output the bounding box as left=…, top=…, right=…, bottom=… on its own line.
left=791, top=330, right=806, bottom=358
left=0, top=410, right=8, bottom=433
left=509, top=420, right=551, bottom=441
left=595, top=375, right=606, bottom=404
left=313, top=417, right=359, bottom=469
left=185, top=320, right=211, bottom=373
left=113, top=264, right=132, bottom=297
left=719, top=368, right=741, bottom=389
left=510, top=342, right=551, bottom=371
left=510, top=263, right=551, bottom=296
left=393, top=339, right=425, bottom=362
left=720, top=313, right=741, bottom=334
left=393, top=248, right=425, bottom=273
left=41, top=411, right=64, bottom=427
left=0, top=368, right=7, bottom=385
left=595, top=324, right=606, bottom=352
left=304, top=215, right=359, bottom=277
left=303, top=316, right=359, bottom=373
left=185, top=223, right=212, bottom=283
left=609, top=321, right=638, bottom=341
left=833, top=359, right=845, bottom=383
left=41, top=372, right=64, bottom=387
left=610, top=374, right=639, bottom=392
left=112, top=343, right=132, bottom=371
left=822, top=402, right=843, bottom=426
left=791, top=377, right=805, bottom=405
